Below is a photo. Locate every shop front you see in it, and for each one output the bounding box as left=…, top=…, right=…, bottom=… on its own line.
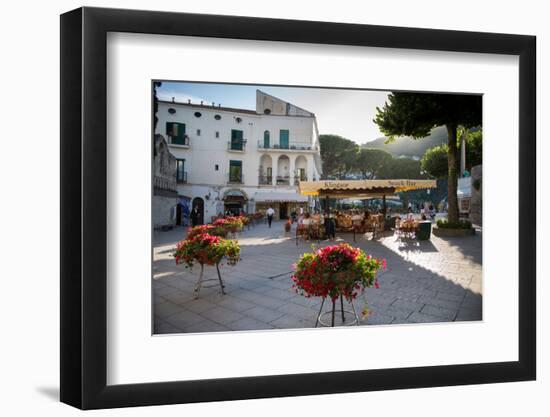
left=223, top=189, right=248, bottom=216
left=255, top=191, right=310, bottom=220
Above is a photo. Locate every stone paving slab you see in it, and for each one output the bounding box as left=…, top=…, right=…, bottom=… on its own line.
left=153, top=220, right=482, bottom=334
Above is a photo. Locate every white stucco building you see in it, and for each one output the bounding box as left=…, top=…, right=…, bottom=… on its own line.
left=154, top=90, right=322, bottom=224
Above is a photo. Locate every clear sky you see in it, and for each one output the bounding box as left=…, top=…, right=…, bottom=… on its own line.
left=157, top=81, right=390, bottom=144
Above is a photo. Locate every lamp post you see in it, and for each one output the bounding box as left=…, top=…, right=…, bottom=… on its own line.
left=460, top=128, right=467, bottom=177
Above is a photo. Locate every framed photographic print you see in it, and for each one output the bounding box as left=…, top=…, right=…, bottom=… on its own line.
left=60, top=6, right=536, bottom=410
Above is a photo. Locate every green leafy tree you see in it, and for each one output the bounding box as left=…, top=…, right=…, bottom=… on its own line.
left=319, top=134, right=358, bottom=179
left=465, top=129, right=482, bottom=169
left=422, top=129, right=482, bottom=179
left=354, top=148, right=393, bottom=179
left=374, top=93, right=482, bottom=222
left=378, top=157, right=424, bottom=180
left=421, top=145, right=449, bottom=179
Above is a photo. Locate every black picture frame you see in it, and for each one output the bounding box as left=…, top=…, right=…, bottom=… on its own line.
left=60, top=6, right=536, bottom=410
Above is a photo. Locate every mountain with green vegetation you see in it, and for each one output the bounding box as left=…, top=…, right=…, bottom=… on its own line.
left=363, top=126, right=447, bottom=158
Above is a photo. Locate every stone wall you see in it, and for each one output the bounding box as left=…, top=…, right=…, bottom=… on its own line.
left=153, top=134, right=177, bottom=229
left=470, top=164, right=482, bottom=226
left=153, top=195, right=176, bottom=229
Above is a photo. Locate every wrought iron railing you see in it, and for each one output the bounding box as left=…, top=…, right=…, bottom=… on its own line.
left=258, top=175, right=273, bottom=185
left=176, top=171, right=188, bottom=184
left=276, top=175, right=290, bottom=185
left=227, top=140, right=247, bottom=151
left=257, top=140, right=316, bottom=151
left=168, top=135, right=190, bottom=146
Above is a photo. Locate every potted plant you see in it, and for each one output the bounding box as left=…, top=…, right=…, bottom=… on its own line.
left=213, top=216, right=244, bottom=235
left=174, top=233, right=240, bottom=298
left=291, top=243, right=385, bottom=326
left=187, top=224, right=228, bottom=239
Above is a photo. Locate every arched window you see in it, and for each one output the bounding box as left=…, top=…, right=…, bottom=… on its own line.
left=263, top=130, right=270, bottom=149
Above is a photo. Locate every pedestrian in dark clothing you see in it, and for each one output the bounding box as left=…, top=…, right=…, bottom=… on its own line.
left=266, top=206, right=275, bottom=228
left=190, top=206, right=200, bottom=227
left=324, top=214, right=336, bottom=240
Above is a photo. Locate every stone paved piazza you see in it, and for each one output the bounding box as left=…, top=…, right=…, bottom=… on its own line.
left=153, top=221, right=482, bottom=334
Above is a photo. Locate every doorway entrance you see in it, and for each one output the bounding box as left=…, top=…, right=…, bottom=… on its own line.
left=279, top=202, right=289, bottom=219
left=191, top=197, right=204, bottom=225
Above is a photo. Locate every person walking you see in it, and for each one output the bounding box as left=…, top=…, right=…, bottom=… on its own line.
left=324, top=212, right=336, bottom=240
left=190, top=205, right=200, bottom=227
left=266, top=206, right=275, bottom=228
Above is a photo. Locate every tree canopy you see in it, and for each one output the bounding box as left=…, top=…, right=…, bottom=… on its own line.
left=421, top=145, right=449, bottom=179
left=353, top=148, right=393, bottom=179
left=378, top=157, right=424, bottom=180
left=374, top=92, right=482, bottom=222
left=466, top=129, right=482, bottom=168
left=319, top=134, right=358, bottom=179
left=374, top=93, right=482, bottom=140
left=421, top=129, right=483, bottom=179
left=319, top=133, right=425, bottom=182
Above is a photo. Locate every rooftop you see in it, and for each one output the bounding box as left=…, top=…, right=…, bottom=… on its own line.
left=158, top=100, right=258, bottom=115
left=159, top=89, right=315, bottom=118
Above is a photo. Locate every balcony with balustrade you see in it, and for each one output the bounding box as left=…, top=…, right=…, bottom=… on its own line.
left=276, top=175, right=290, bottom=185
left=154, top=175, right=177, bottom=192
left=257, top=140, right=318, bottom=152
left=258, top=175, right=273, bottom=185
left=176, top=171, right=188, bottom=184
left=167, top=134, right=190, bottom=148
left=227, top=139, right=247, bottom=152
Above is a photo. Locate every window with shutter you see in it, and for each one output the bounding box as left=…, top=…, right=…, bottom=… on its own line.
left=279, top=129, right=289, bottom=149
left=230, top=130, right=244, bottom=150
left=167, top=122, right=186, bottom=145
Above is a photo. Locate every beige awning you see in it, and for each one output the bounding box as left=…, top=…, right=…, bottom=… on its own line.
left=255, top=192, right=309, bottom=203
left=299, top=179, right=436, bottom=197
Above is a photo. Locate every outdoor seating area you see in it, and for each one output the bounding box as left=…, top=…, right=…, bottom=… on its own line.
left=295, top=211, right=388, bottom=244
left=396, top=217, right=419, bottom=238
left=293, top=210, right=436, bottom=243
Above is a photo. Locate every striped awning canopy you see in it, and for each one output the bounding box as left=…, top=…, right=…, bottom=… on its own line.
left=299, top=179, right=436, bottom=198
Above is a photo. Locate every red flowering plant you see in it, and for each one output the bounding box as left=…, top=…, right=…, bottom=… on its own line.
left=238, top=215, right=251, bottom=226
left=174, top=233, right=240, bottom=268
left=186, top=224, right=228, bottom=240
left=291, top=243, right=386, bottom=316
left=213, top=216, right=244, bottom=234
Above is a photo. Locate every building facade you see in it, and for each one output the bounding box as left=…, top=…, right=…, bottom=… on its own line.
left=154, top=90, right=322, bottom=224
